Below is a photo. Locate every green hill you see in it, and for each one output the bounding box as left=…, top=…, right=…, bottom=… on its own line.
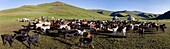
left=0, top=1, right=111, bottom=20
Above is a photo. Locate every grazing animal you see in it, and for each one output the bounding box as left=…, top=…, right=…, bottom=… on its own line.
left=122, top=26, right=127, bottom=36
left=152, top=23, right=159, bottom=31
left=26, top=33, right=39, bottom=48
left=22, top=18, right=30, bottom=22
left=76, top=28, right=86, bottom=35
left=64, top=30, right=78, bottom=38
left=59, top=24, right=71, bottom=30
left=90, top=27, right=96, bottom=33
left=19, top=27, right=30, bottom=36
left=160, top=24, right=166, bottom=32
left=112, top=26, right=119, bottom=36
left=79, top=33, right=93, bottom=48
left=138, top=27, right=145, bottom=36
left=40, top=26, right=50, bottom=34
left=1, top=34, right=17, bottom=46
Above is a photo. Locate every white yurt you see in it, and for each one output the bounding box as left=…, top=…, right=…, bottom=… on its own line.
left=127, top=15, right=135, bottom=21
left=112, top=16, right=119, bottom=20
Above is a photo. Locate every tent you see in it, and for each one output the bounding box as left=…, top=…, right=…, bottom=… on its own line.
left=127, top=15, right=135, bottom=21
left=112, top=16, right=119, bottom=20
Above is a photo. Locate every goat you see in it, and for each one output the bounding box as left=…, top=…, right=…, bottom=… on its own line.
left=112, top=26, right=119, bottom=36
left=26, top=33, right=39, bottom=48
left=78, top=33, right=93, bottom=48
left=1, top=34, right=17, bottom=46
left=40, top=26, right=50, bottom=34
left=64, top=30, right=78, bottom=38
left=160, top=24, right=166, bottom=32
left=19, top=27, right=30, bottom=36
left=76, top=28, right=86, bottom=35
left=22, top=18, right=30, bottom=22
left=138, top=27, right=145, bottom=36
left=122, top=26, right=127, bottom=37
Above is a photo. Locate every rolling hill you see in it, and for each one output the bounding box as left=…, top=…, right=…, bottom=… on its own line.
left=156, top=10, right=170, bottom=19
left=92, top=10, right=160, bottom=19
left=90, top=9, right=113, bottom=16
left=0, top=1, right=111, bottom=20
left=110, top=10, right=160, bottom=19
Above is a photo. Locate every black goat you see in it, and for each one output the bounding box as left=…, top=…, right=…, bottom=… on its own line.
left=64, top=30, right=78, bottom=38
left=138, top=27, right=145, bottom=36
left=1, top=34, right=17, bottom=46
left=19, top=26, right=30, bottom=36
left=19, top=29, right=30, bottom=36
left=160, top=24, right=166, bottom=32
left=26, top=33, right=39, bottom=48
left=58, top=28, right=78, bottom=38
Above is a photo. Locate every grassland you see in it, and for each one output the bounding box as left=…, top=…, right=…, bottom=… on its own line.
left=0, top=16, right=170, bottom=49
left=0, top=1, right=170, bottom=49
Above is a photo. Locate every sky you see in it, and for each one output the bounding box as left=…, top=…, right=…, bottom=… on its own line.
left=0, top=0, right=170, bottom=14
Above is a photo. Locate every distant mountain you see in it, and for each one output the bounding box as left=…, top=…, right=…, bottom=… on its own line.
left=109, top=10, right=159, bottom=19
left=156, top=10, right=170, bottom=19
left=90, top=9, right=113, bottom=16
left=92, top=10, right=159, bottom=19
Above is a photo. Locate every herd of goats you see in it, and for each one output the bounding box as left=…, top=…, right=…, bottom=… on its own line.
left=1, top=17, right=167, bottom=48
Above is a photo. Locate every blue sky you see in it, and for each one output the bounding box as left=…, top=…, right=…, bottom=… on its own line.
left=0, top=0, right=170, bottom=14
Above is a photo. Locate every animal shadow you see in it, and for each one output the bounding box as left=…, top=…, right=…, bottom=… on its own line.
left=100, top=35, right=127, bottom=38
left=53, top=38, right=73, bottom=47
left=13, top=31, right=20, bottom=34
left=46, top=33, right=60, bottom=37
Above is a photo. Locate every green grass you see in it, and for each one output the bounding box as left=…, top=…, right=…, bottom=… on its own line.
left=0, top=1, right=170, bottom=49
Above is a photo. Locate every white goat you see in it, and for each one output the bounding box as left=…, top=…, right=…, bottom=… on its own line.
left=122, top=27, right=127, bottom=36
left=41, top=26, right=50, bottom=34
left=112, top=26, right=119, bottom=36
left=22, top=18, right=30, bottom=22
left=76, top=29, right=86, bottom=35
